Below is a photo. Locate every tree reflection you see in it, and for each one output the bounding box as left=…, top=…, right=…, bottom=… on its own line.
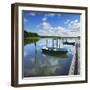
left=34, top=42, right=38, bottom=64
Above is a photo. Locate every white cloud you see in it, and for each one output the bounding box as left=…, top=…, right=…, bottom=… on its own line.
left=29, top=12, right=36, bottom=16
left=47, top=13, right=55, bottom=17
left=64, top=19, right=80, bottom=34
left=46, top=13, right=61, bottom=17
left=38, top=19, right=80, bottom=37
left=67, top=19, right=80, bottom=36
left=57, top=14, right=61, bottom=16
left=68, top=19, right=80, bottom=32
left=24, top=18, right=28, bottom=23
left=38, top=21, right=52, bottom=30
left=54, top=26, right=65, bottom=31
left=38, top=21, right=67, bottom=36
left=41, top=13, right=55, bottom=22
left=42, top=13, right=61, bottom=22
left=42, top=17, right=47, bottom=21
left=64, top=19, right=70, bottom=24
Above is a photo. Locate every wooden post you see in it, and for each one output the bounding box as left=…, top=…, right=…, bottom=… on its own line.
left=59, top=39, right=60, bottom=48
left=55, top=39, right=57, bottom=48
left=52, top=39, right=54, bottom=48
left=46, top=39, right=48, bottom=48
left=74, top=42, right=78, bottom=75
left=34, top=42, right=37, bottom=64
left=57, top=39, right=58, bottom=48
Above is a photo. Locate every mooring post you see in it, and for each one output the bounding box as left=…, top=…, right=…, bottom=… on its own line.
left=46, top=39, right=48, bottom=48
left=74, top=40, right=78, bottom=75
left=59, top=39, right=60, bottom=48
left=34, top=42, right=37, bottom=64
left=52, top=39, right=54, bottom=48
left=57, top=39, right=59, bottom=48
left=56, top=38, right=58, bottom=48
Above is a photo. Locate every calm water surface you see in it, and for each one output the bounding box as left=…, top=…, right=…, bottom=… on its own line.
left=23, top=38, right=74, bottom=77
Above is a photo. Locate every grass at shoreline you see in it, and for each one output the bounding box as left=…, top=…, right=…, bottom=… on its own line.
left=24, top=37, right=40, bottom=39
left=24, top=37, right=40, bottom=45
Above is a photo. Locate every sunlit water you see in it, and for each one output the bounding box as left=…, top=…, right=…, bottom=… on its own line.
left=23, top=38, right=75, bottom=77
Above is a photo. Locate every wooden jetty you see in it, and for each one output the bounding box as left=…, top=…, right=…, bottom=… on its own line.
left=42, top=38, right=68, bottom=56
left=69, top=42, right=80, bottom=75
left=42, top=37, right=80, bottom=57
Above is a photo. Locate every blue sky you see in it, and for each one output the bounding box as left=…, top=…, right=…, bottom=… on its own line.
left=23, top=10, right=80, bottom=36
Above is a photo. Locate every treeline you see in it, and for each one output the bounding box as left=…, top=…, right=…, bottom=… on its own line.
left=24, top=30, right=39, bottom=38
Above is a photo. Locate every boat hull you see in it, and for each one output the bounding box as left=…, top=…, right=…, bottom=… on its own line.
left=63, top=42, right=75, bottom=46
left=42, top=48, right=68, bottom=57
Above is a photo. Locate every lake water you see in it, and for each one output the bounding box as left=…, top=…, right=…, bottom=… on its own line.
left=23, top=38, right=75, bottom=77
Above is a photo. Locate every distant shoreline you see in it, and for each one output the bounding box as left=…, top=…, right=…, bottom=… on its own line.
left=24, top=36, right=80, bottom=39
